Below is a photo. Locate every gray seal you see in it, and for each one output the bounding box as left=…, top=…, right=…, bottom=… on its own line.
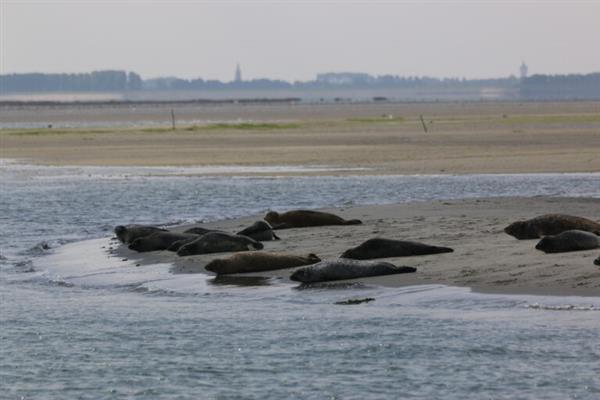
left=341, top=238, right=453, bottom=260
left=177, top=232, right=263, bottom=256
left=264, top=210, right=362, bottom=229
left=128, top=232, right=199, bottom=253
left=535, top=230, right=600, bottom=254
left=504, top=214, right=600, bottom=240
left=290, top=259, right=416, bottom=283
left=114, top=224, right=166, bottom=244
left=236, top=221, right=280, bottom=241
left=205, top=252, right=320, bottom=274
left=183, top=227, right=219, bottom=235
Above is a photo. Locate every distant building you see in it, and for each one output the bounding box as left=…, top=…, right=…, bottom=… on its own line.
left=234, top=63, right=242, bottom=82
left=520, top=62, right=528, bottom=79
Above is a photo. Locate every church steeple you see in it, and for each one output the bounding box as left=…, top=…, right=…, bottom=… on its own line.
left=234, top=63, right=242, bottom=82
left=519, top=61, right=528, bottom=79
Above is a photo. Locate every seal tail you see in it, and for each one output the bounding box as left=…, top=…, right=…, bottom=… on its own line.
left=344, top=219, right=363, bottom=225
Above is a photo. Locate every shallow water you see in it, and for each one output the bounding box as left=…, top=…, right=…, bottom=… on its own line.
left=1, top=164, right=599, bottom=399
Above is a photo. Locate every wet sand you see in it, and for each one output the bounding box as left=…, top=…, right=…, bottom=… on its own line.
left=114, top=197, right=600, bottom=297
left=2, top=101, right=600, bottom=174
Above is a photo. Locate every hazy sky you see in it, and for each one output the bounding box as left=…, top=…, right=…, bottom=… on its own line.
left=2, top=1, right=600, bottom=81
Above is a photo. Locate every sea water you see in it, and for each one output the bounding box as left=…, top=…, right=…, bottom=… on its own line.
left=1, top=163, right=599, bottom=399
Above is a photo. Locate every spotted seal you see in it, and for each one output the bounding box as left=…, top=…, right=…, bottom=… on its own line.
left=114, top=224, right=167, bottom=244
left=264, top=210, right=362, bottom=229
left=128, top=232, right=199, bottom=253
left=341, top=238, right=453, bottom=260
left=236, top=221, right=280, bottom=241
left=535, top=230, right=600, bottom=253
left=504, top=214, right=600, bottom=240
left=177, top=232, right=263, bottom=256
left=290, top=259, right=416, bottom=283
left=205, top=252, right=320, bottom=274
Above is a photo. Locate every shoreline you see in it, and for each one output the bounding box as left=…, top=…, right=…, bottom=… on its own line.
left=98, top=197, right=600, bottom=297
left=3, top=158, right=600, bottom=179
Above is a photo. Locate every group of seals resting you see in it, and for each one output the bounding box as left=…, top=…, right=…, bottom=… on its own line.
left=115, top=223, right=266, bottom=255
left=504, top=214, right=600, bottom=261
left=264, top=210, right=362, bottom=229
left=504, top=214, right=600, bottom=240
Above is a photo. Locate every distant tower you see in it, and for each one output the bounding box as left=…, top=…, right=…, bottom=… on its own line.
left=519, top=61, right=528, bottom=79
left=234, top=63, right=242, bottom=82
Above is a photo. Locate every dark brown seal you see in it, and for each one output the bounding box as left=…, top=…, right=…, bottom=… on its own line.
left=236, top=221, right=280, bottom=241
left=128, top=232, right=199, bottom=253
left=114, top=225, right=167, bottom=244
left=290, top=259, right=416, bottom=283
left=504, top=214, right=600, bottom=240
left=341, top=238, right=453, bottom=260
left=535, top=230, right=600, bottom=253
left=264, top=210, right=362, bottom=229
left=177, top=232, right=263, bottom=256
left=205, top=252, right=320, bottom=274
left=594, top=255, right=600, bottom=266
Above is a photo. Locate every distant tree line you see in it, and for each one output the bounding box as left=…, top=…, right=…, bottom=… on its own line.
left=0, top=70, right=142, bottom=92
left=1, top=70, right=600, bottom=99
left=520, top=73, right=600, bottom=99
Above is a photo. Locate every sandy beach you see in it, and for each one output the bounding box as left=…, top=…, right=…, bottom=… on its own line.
left=2, top=101, right=600, bottom=174
left=112, top=197, right=600, bottom=297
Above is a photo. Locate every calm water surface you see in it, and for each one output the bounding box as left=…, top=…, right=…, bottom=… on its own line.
left=1, top=163, right=599, bottom=399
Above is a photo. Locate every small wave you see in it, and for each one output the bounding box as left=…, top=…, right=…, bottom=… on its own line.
left=526, top=303, right=600, bottom=311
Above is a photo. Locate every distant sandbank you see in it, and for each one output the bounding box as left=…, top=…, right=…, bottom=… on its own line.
left=1, top=101, right=599, bottom=175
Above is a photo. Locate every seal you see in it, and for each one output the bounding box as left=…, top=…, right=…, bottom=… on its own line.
left=114, top=224, right=166, bottom=244
left=264, top=210, right=362, bottom=229
left=183, top=227, right=219, bottom=235
left=205, top=252, right=320, bottom=274
left=504, top=214, right=600, bottom=240
left=290, top=259, right=416, bottom=283
left=236, top=221, right=280, bottom=241
left=535, top=230, right=600, bottom=253
left=128, top=232, right=199, bottom=253
left=177, top=232, right=263, bottom=256
left=340, top=238, right=454, bottom=260
left=594, top=255, right=600, bottom=266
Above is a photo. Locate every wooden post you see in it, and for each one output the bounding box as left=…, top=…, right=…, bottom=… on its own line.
left=171, top=109, right=176, bottom=130
left=419, top=114, right=428, bottom=133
